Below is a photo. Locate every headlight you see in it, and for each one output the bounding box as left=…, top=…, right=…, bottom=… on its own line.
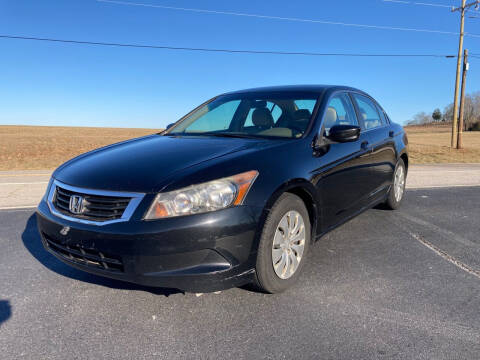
left=144, top=170, right=258, bottom=219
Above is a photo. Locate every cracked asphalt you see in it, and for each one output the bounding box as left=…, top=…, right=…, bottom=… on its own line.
left=0, top=186, right=479, bottom=359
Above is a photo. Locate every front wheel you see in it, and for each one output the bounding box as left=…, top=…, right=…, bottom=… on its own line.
left=254, top=193, right=311, bottom=293
left=384, top=158, right=406, bottom=210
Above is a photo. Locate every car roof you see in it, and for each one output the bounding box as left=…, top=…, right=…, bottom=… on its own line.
left=223, top=85, right=367, bottom=96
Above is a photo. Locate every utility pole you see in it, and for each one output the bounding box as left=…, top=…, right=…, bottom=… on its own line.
left=451, top=0, right=467, bottom=148
left=457, top=49, right=469, bottom=149
left=451, top=0, right=479, bottom=148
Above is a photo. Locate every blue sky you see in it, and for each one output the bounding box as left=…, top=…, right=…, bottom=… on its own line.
left=1, top=0, right=479, bottom=128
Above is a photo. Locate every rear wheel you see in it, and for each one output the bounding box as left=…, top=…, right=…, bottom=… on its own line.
left=254, top=193, right=311, bottom=293
left=385, top=158, right=406, bottom=210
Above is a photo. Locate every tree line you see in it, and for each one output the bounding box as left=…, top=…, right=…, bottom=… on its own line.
left=408, top=91, right=480, bottom=131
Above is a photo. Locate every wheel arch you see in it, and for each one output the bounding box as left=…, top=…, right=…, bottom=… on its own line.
left=400, top=152, right=409, bottom=172
left=259, top=179, right=319, bottom=243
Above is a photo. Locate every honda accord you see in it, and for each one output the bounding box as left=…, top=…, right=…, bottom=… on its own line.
left=36, top=85, right=408, bottom=293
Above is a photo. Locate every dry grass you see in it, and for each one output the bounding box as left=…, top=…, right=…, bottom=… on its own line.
left=1, top=124, right=479, bottom=170
left=0, top=125, right=157, bottom=170
left=405, top=124, right=480, bottom=164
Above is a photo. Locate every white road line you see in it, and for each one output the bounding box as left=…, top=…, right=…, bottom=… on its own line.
left=0, top=205, right=37, bottom=210
left=0, top=182, right=49, bottom=185
left=410, top=170, right=480, bottom=173
left=408, top=184, right=480, bottom=189
left=388, top=215, right=480, bottom=280
left=0, top=173, right=51, bottom=177
left=397, top=212, right=479, bottom=248
left=409, top=232, right=480, bottom=280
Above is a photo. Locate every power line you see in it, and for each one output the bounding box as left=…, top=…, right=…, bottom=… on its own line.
left=0, top=34, right=458, bottom=58
left=96, top=0, right=480, bottom=38
left=382, top=0, right=453, bottom=8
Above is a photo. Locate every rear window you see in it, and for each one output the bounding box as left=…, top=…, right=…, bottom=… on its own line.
left=352, top=94, right=382, bottom=130
left=244, top=101, right=283, bottom=127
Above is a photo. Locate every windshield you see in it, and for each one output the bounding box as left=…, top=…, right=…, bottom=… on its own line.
left=165, top=93, right=319, bottom=139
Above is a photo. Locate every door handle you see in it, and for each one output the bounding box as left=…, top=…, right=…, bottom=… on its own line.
left=361, top=141, right=369, bottom=150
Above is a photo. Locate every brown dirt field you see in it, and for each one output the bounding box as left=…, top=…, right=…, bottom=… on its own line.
left=405, top=125, right=480, bottom=164
left=0, top=126, right=157, bottom=170
left=1, top=124, right=479, bottom=170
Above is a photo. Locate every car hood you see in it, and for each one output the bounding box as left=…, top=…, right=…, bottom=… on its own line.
left=54, top=134, right=269, bottom=192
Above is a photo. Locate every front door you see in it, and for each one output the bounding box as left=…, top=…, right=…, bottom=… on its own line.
left=313, top=92, right=372, bottom=231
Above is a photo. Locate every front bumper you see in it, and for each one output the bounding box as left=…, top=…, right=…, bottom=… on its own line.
left=36, top=199, right=263, bottom=292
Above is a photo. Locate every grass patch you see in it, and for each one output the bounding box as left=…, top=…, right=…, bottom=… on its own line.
left=405, top=125, right=480, bottom=164
left=0, top=125, right=156, bottom=170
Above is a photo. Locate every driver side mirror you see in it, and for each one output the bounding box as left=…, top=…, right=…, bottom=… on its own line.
left=327, top=125, right=361, bottom=143
left=166, top=123, right=175, bottom=130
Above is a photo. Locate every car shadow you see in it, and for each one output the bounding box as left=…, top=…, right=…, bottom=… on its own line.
left=22, top=214, right=184, bottom=297
left=0, top=300, right=12, bottom=327
left=372, top=202, right=390, bottom=211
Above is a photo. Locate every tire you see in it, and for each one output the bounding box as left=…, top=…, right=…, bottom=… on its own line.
left=254, top=193, right=311, bottom=293
left=384, top=158, right=406, bottom=210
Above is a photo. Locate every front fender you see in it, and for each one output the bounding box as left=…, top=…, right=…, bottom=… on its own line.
left=252, top=179, right=320, bottom=249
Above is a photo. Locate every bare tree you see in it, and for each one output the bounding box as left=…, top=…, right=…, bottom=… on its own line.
left=411, top=91, right=480, bottom=129
left=469, top=92, right=480, bottom=130
left=443, top=104, right=454, bottom=123
left=408, top=112, right=431, bottom=125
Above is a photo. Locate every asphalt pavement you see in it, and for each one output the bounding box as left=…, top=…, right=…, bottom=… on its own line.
left=1, top=186, right=479, bottom=359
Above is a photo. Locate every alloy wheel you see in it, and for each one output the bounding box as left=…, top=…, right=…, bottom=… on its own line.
left=271, top=210, right=306, bottom=279
left=394, top=164, right=405, bottom=202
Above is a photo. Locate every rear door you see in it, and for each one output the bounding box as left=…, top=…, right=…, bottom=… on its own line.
left=351, top=93, right=396, bottom=202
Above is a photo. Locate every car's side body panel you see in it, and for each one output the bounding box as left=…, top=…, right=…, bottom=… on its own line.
left=311, top=138, right=372, bottom=230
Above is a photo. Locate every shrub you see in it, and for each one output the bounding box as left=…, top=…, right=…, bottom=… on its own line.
left=469, top=122, right=480, bottom=131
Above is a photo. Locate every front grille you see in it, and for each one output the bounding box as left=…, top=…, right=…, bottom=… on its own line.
left=53, top=185, right=131, bottom=222
left=42, top=233, right=124, bottom=272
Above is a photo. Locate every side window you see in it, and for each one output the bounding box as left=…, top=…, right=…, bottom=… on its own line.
left=352, top=94, right=382, bottom=130
left=186, top=100, right=240, bottom=132
left=323, top=93, right=357, bottom=135
left=271, top=104, right=282, bottom=121
left=244, top=101, right=282, bottom=127
left=383, top=111, right=391, bottom=124
left=376, top=104, right=386, bottom=125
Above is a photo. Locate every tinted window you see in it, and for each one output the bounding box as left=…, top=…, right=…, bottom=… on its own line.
left=294, top=100, right=316, bottom=113
left=376, top=104, right=386, bottom=125
left=323, top=93, right=357, bottom=135
left=168, top=93, right=318, bottom=138
left=185, top=100, right=240, bottom=132
left=383, top=111, right=391, bottom=124
left=244, top=101, right=282, bottom=127
left=271, top=104, right=282, bottom=121
left=352, top=94, right=382, bottom=130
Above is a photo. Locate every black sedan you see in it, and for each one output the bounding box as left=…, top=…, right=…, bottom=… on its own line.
left=36, top=85, right=408, bottom=293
